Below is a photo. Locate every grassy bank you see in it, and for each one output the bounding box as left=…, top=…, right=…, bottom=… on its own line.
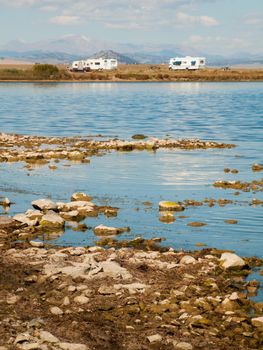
left=0, top=63, right=263, bottom=82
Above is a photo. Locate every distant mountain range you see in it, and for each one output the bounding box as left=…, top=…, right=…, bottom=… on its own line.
left=0, top=35, right=262, bottom=66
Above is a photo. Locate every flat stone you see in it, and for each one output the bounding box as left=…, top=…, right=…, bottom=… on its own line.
left=50, top=306, right=63, bottom=315
left=14, top=332, right=31, bottom=344
left=13, top=213, right=38, bottom=226
left=251, top=316, right=263, bottom=331
left=39, top=330, right=59, bottom=343
left=73, top=295, right=89, bottom=304
left=174, top=342, right=193, bottom=350
left=93, top=224, right=130, bottom=236
left=159, top=201, right=184, bottom=212
left=30, top=241, right=44, bottom=248
left=220, top=253, right=246, bottom=269
left=180, top=255, right=196, bottom=265
left=32, top=199, right=57, bottom=211
left=147, top=334, right=162, bottom=343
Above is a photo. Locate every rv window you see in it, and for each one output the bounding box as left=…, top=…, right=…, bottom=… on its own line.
left=200, top=60, right=204, bottom=64
left=95, top=62, right=100, bottom=65
left=104, top=60, right=107, bottom=63
left=191, top=61, right=196, bottom=66
left=173, top=61, right=182, bottom=66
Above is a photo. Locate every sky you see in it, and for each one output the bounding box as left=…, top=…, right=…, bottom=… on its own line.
left=0, top=0, right=262, bottom=54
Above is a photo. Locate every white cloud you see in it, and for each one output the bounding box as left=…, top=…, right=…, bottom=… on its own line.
left=176, top=12, right=218, bottom=26
left=243, top=14, right=263, bottom=26
left=50, top=15, right=80, bottom=25
left=0, top=0, right=219, bottom=29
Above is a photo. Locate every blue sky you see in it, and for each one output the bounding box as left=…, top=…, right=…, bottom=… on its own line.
left=0, top=0, right=262, bottom=54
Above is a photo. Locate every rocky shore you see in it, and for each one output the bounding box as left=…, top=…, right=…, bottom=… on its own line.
left=0, top=197, right=263, bottom=350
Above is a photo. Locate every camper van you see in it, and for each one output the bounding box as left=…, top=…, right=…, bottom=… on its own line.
left=169, top=56, right=206, bottom=70
left=86, top=58, right=118, bottom=71
left=70, top=60, right=90, bottom=72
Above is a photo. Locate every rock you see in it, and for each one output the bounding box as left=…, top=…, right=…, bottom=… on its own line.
left=71, top=193, right=92, bottom=202
left=159, top=201, right=184, bottom=212
left=25, top=209, right=43, bottom=220
left=114, top=283, right=147, bottom=294
left=252, top=163, right=263, bottom=172
left=50, top=306, right=63, bottom=315
left=32, top=199, right=57, bottom=211
left=6, top=294, right=20, bottom=304
left=132, top=134, right=147, bottom=140
left=30, top=240, right=44, bottom=248
left=40, top=211, right=65, bottom=229
left=180, top=255, right=196, bottom=265
left=225, top=219, right=238, bottom=224
left=159, top=212, right=176, bottom=223
left=251, top=316, right=263, bottom=331
left=93, top=224, right=130, bottom=236
left=58, top=343, right=88, bottom=350
left=39, top=330, right=59, bottom=343
left=14, top=332, right=31, bottom=344
left=59, top=201, right=95, bottom=211
left=174, top=342, right=193, bottom=350
left=60, top=210, right=84, bottom=222
left=220, top=253, right=246, bottom=269
left=147, top=334, right=162, bottom=343
left=221, top=298, right=238, bottom=312
left=0, top=197, right=10, bottom=206
left=98, top=286, right=117, bottom=295
left=63, top=296, right=70, bottom=306
left=73, top=295, right=89, bottom=304
left=187, top=221, right=207, bottom=227
left=13, top=213, right=38, bottom=226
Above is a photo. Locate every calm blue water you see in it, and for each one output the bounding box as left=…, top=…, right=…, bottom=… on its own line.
left=0, top=83, right=262, bottom=259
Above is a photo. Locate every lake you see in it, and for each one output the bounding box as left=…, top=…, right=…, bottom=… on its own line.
left=0, top=82, right=262, bottom=258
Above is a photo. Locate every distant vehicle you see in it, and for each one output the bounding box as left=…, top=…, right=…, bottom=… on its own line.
left=70, top=60, right=90, bottom=72
left=70, top=58, right=118, bottom=72
left=169, top=56, right=206, bottom=70
left=86, top=58, right=118, bottom=71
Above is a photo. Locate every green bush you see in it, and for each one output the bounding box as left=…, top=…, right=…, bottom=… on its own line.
left=32, top=64, right=60, bottom=79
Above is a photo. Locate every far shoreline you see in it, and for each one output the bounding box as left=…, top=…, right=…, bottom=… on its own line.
left=0, top=64, right=263, bottom=83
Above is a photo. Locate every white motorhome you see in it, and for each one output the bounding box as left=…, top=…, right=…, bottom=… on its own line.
left=70, top=60, right=89, bottom=72
left=169, top=56, right=206, bottom=70
left=86, top=58, right=118, bottom=71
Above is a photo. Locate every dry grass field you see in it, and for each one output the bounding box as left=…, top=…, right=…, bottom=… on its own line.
left=0, top=63, right=263, bottom=82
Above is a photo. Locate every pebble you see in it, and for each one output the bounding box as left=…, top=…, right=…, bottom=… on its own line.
left=147, top=334, right=162, bottom=343
left=50, top=306, right=64, bottom=315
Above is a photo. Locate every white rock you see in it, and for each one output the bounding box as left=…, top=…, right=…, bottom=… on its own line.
left=39, top=330, right=59, bottom=343
left=32, top=199, right=57, bottom=211
left=147, top=334, right=162, bottom=343
left=74, top=295, right=89, bottom=304
left=14, top=332, right=31, bottom=344
left=220, top=253, right=246, bottom=269
left=175, top=342, right=193, bottom=350
left=30, top=241, right=44, bottom=248
left=13, top=213, right=38, bottom=226
left=251, top=316, right=263, bottom=330
left=18, top=344, right=40, bottom=350
left=6, top=294, right=20, bottom=304
left=50, top=306, right=63, bottom=315
left=180, top=255, right=196, bottom=265
left=114, top=283, right=147, bottom=295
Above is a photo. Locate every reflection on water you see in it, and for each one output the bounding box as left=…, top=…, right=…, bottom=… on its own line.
left=0, top=82, right=262, bottom=257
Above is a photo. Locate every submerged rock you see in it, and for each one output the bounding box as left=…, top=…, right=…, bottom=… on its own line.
left=187, top=221, right=207, bottom=227
left=93, top=224, right=130, bottom=236
left=252, top=163, right=263, bottom=172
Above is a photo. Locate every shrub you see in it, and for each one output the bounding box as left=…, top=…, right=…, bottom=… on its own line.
left=32, top=64, right=60, bottom=79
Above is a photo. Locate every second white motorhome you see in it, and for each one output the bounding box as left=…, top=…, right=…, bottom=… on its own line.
left=86, top=58, right=118, bottom=71
left=169, top=56, right=206, bottom=70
